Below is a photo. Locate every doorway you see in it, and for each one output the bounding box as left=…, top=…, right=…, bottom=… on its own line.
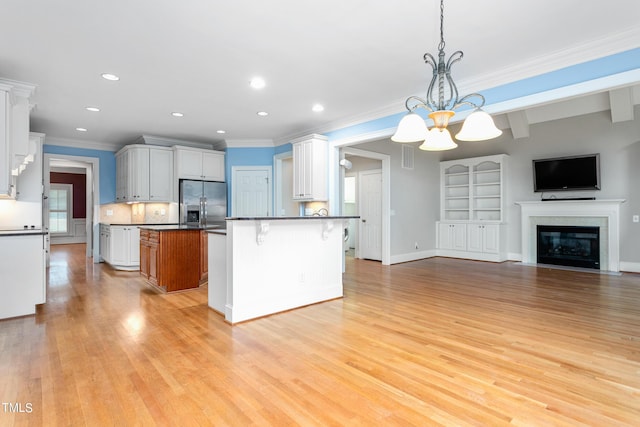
left=340, top=153, right=383, bottom=261
left=44, top=154, right=100, bottom=262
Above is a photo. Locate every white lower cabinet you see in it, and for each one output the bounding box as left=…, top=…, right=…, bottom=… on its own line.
left=0, top=234, right=46, bottom=320
left=467, top=224, right=499, bottom=254
left=437, top=222, right=467, bottom=251
left=100, top=225, right=140, bottom=270
left=437, top=221, right=506, bottom=262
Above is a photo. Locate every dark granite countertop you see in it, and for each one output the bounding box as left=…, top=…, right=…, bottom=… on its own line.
left=101, top=223, right=179, bottom=226
left=226, top=216, right=359, bottom=221
left=139, top=224, right=224, bottom=231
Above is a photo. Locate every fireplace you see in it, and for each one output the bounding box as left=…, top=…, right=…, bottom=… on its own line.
left=537, top=225, right=600, bottom=269
left=516, top=199, right=624, bottom=272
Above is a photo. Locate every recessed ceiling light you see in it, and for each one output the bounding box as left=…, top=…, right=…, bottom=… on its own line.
left=101, top=73, right=120, bottom=81
left=216, top=130, right=226, bottom=134
left=171, top=112, right=184, bottom=117
left=76, top=127, right=88, bottom=132
left=257, top=111, right=268, bottom=117
left=86, top=107, right=100, bottom=112
left=250, top=77, right=266, bottom=89
left=312, top=103, right=325, bottom=112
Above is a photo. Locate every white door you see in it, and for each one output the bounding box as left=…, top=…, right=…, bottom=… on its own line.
left=232, top=167, right=272, bottom=217
left=359, top=169, right=382, bottom=261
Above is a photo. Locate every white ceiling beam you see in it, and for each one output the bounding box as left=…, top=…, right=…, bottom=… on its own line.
left=609, top=87, right=635, bottom=123
left=507, top=111, right=530, bottom=139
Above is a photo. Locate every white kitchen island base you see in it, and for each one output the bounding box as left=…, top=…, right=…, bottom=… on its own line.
left=208, top=217, right=353, bottom=324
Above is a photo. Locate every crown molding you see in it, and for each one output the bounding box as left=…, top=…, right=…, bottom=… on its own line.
left=224, top=139, right=275, bottom=148
left=0, top=78, right=37, bottom=99
left=132, top=134, right=217, bottom=150
left=44, top=136, right=123, bottom=152
left=456, top=26, right=640, bottom=94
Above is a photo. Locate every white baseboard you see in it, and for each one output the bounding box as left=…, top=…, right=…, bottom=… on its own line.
left=508, top=252, right=523, bottom=262
left=619, top=261, right=640, bottom=273
left=51, top=235, right=86, bottom=245
left=390, top=250, right=437, bottom=265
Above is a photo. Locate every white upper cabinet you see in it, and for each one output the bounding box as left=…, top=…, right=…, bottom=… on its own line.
left=149, top=148, right=173, bottom=201
left=291, top=134, right=328, bottom=201
left=174, top=146, right=225, bottom=181
left=115, top=145, right=174, bottom=203
left=0, top=79, right=37, bottom=199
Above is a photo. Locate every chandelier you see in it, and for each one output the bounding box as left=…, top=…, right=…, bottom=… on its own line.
left=391, top=0, right=502, bottom=151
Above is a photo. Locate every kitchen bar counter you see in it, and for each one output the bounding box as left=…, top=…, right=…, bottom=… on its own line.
left=208, top=216, right=356, bottom=323
left=0, top=228, right=47, bottom=237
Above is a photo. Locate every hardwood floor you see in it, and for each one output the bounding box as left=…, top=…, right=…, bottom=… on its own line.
left=1, top=244, right=640, bottom=425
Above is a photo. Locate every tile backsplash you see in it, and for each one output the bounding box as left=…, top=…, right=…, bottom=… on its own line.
left=100, top=202, right=178, bottom=224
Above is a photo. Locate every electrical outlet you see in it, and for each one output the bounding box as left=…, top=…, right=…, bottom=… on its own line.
left=160, top=209, right=166, bottom=215
left=106, top=209, right=113, bottom=216
left=633, top=215, right=639, bottom=223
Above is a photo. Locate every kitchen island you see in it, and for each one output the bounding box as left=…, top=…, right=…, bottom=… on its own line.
left=139, top=225, right=220, bottom=292
left=208, top=216, right=357, bottom=324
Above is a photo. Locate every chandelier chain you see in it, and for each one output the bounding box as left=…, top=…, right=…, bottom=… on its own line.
left=438, top=0, right=445, bottom=52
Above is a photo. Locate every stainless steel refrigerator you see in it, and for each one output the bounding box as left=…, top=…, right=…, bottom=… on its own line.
left=179, top=179, right=227, bottom=228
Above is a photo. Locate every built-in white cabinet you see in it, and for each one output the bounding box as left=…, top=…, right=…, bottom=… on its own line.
left=437, top=222, right=467, bottom=251
left=467, top=223, right=499, bottom=254
left=115, top=145, right=174, bottom=202
left=441, top=154, right=507, bottom=222
left=174, top=146, right=225, bottom=181
left=0, top=233, right=46, bottom=320
left=292, top=134, right=328, bottom=201
left=437, top=222, right=506, bottom=261
left=100, top=224, right=140, bottom=270
left=0, top=79, right=37, bottom=199
left=437, top=154, right=508, bottom=262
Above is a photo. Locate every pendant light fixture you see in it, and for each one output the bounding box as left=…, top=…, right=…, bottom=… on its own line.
left=391, top=0, right=502, bottom=151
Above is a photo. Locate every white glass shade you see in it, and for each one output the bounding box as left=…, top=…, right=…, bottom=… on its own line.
left=391, top=112, right=428, bottom=143
left=419, top=128, right=458, bottom=151
left=455, top=109, right=502, bottom=141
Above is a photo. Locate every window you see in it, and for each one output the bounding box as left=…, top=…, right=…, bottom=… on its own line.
left=49, top=184, right=73, bottom=234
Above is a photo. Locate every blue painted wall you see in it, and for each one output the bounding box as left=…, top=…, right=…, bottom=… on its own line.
left=43, top=145, right=116, bottom=204
left=325, top=48, right=640, bottom=142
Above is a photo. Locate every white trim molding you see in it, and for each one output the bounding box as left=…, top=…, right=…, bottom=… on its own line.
left=516, top=199, right=625, bottom=272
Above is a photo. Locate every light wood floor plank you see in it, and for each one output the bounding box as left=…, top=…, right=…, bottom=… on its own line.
left=1, top=244, right=640, bottom=425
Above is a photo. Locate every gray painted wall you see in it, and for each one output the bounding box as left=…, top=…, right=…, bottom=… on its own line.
left=353, top=106, right=640, bottom=265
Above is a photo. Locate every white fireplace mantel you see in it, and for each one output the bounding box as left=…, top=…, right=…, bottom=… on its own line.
left=515, top=199, right=625, bottom=272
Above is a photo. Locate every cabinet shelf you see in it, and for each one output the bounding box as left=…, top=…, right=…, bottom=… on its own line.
left=440, top=154, right=507, bottom=223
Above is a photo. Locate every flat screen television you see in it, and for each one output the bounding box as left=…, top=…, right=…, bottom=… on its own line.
left=532, top=154, right=600, bottom=192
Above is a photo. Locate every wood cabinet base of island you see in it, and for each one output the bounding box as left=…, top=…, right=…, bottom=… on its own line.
left=140, top=228, right=203, bottom=292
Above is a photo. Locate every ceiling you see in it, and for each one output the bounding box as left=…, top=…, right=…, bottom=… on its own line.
left=1, top=0, right=639, bottom=149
